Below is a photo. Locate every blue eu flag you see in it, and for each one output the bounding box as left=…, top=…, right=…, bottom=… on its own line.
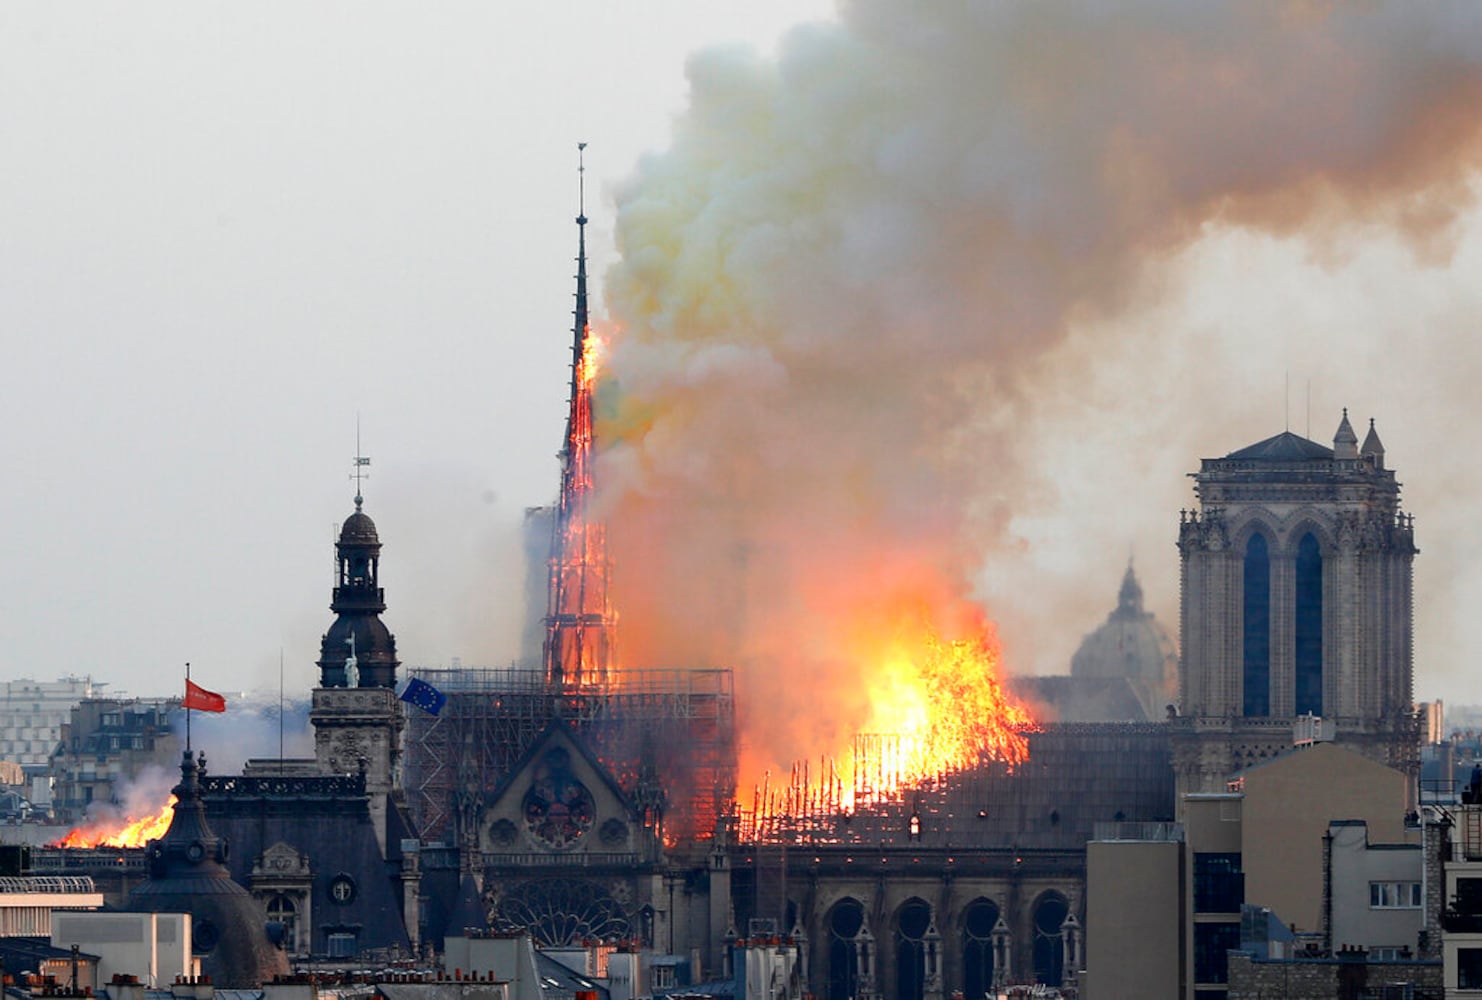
left=399, top=677, right=447, bottom=716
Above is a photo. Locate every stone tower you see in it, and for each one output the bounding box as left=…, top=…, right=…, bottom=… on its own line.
left=1171, top=411, right=1418, bottom=799
left=311, top=483, right=405, bottom=852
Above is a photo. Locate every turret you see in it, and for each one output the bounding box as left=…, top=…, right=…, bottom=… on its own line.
left=1333, top=407, right=1359, bottom=460
left=1361, top=417, right=1385, bottom=469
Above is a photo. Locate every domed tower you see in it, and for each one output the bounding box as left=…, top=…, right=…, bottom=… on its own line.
left=1069, top=563, right=1177, bottom=721
left=128, top=751, right=290, bottom=987
left=317, top=496, right=399, bottom=689
left=310, top=464, right=406, bottom=853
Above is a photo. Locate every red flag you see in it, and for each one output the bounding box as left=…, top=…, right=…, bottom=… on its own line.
left=184, top=679, right=226, bottom=713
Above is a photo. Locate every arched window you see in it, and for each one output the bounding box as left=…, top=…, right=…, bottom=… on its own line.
left=827, top=899, right=864, bottom=1000
left=962, top=899, right=999, bottom=1000
left=895, top=899, right=931, bottom=1000
left=1243, top=533, right=1271, bottom=716
left=1032, top=894, right=1068, bottom=987
left=1294, top=532, right=1323, bottom=716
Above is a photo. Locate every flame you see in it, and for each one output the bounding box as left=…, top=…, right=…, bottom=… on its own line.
left=49, top=795, right=176, bottom=848
left=860, top=606, right=1032, bottom=781
left=579, top=328, right=603, bottom=390
left=743, top=602, right=1036, bottom=832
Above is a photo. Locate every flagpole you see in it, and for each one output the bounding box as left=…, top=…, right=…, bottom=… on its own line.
left=185, top=662, right=192, bottom=755
left=279, top=648, right=285, bottom=775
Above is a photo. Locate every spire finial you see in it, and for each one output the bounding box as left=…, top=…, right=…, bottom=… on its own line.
left=577, top=142, right=588, bottom=225
left=351, top=416, right=370, bottom=511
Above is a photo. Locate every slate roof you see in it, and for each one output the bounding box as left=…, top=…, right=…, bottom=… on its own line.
left=1224, top=431, right=1334, bottom=462
left=535, top=951, right=610, bottom=1000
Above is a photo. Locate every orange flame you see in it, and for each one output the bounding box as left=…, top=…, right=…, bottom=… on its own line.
left=579, top=328, right=603, bottom=390
left=743, top=603, right=1035, bottom=832
left=49, top=796, right=176, bottom=848
left=857, top=606, right=1031, bottom=785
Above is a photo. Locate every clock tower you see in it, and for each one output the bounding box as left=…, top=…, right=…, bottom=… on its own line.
left=310, top=465, right=406, bottom=853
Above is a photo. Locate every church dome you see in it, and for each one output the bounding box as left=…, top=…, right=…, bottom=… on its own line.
left=127, top=752, right=289, bottom=987
left=1070, top=565, right=1177, bottom=687
left=339, top=509, right=380, bottom=546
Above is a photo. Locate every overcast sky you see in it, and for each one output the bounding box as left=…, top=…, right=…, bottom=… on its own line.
left=3, top=3, right=1481, bottom=720
left=0, top=2, right=833, bottom=697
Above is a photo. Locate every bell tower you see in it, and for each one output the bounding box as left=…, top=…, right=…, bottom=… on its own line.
left=310, top=451, right=405, bottom=852
left=1172, top=411, right=1418, bottom=799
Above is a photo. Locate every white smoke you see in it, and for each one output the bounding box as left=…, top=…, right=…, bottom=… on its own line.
left=596, top=1, right=1482, bottom=781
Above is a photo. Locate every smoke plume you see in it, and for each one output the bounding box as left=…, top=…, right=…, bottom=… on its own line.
left=598, top=1, right=1482, bottom=784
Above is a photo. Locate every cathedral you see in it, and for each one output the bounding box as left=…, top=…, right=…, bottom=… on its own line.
left=56, top=194, right=1420, bottom=999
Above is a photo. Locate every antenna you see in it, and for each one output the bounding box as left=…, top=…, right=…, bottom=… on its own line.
left=351, top=416, right=371, bottom=510
left=1284, top=370, right=1289, bottom=432
left=1306, top=378, right=1311, bottom=440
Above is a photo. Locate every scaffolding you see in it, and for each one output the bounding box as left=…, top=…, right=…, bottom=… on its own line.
left=402, top=666, right=736, bottom=845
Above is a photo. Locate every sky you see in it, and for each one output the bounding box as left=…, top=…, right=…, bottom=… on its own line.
left=3, top=2, right=1482, bottom=729
left=0, top=1, right=834, bottom=699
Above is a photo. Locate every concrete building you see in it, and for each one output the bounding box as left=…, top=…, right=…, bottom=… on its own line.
left=0, top=678, right=98, bottom=769
left=1086, top=741, right=1426, bottom=997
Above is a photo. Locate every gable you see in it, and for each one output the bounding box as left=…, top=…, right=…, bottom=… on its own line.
left=481, top=725, right=643, bottom=858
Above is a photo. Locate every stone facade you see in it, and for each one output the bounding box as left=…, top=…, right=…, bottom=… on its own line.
left=1225, top=950, right=1441, bottom=998
left=1174, top=414, right=1419, bottom=800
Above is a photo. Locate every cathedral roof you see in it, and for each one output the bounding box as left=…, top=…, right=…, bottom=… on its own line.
left=1224, top=431, right=1334, bottom=462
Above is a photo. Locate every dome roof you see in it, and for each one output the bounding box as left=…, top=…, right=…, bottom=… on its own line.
left=1070, top=565, right=1177, bottom=687
left=127, top=752, right=289, bottom=987
left=339, top=508, right=380, bottom=546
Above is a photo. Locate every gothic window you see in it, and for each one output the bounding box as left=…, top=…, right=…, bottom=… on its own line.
left=962, top=899, right=999, bottom=1000
left=495, top=877, right=631, bottom=947
left=826, top=898, right=864, bottom=1000
left=1032, top=893, right=1068, bottom=988
left=895, top=899, right=931, bottom=1000
left=1242, top=533, right=1271, bottom=716
left=522, top=749, right=596, bottom=849
left=1294, top=532, right=1323, bottom=716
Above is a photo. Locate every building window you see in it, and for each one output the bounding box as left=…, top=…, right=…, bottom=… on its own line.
left=651, top=966, right=676, bottom=990
left=895, top=899, right=931, bottom=1000
left=826, top=898, right=865, bottom=1000
left=1369, top=882, right=1421, bottom=909
left=326, top=932, right=357, bottom=959
left=1459, top=948, right=1482, bottom=989
left=1294, top=532, right=1323, bottom=715
left=1194, top=853, right=1244, bottom=913
left=1242, top=534, right=1271, bottom=716
left=962, top=898, right=999, bottom=1000
left=1032, top=893, right=1068, bottom=988
left=1193, top=922, right=1241, bottom=984
left=267, top=894, right=297, bottom=952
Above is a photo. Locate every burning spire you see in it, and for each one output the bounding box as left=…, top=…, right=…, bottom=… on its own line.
left=543, top=143, right=615, bottom=691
